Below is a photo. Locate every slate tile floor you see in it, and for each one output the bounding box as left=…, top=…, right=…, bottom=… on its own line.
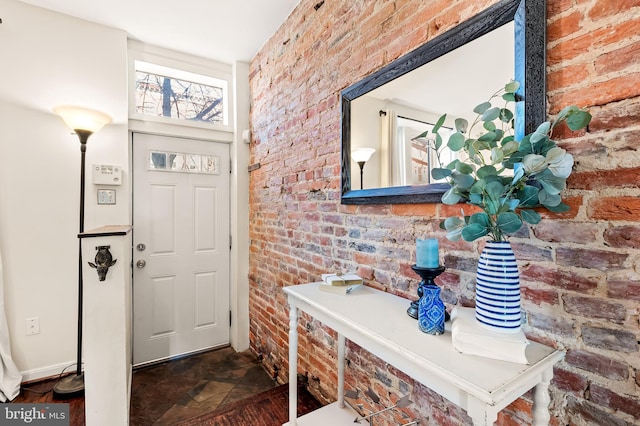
left=129, top=346, right=278, bottom=425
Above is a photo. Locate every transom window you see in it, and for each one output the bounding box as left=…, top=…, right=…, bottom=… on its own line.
left=134, top=60, right=228, bottom=126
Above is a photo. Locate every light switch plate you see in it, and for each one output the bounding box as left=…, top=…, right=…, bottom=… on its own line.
left=97, top=189, right=116, bottom=205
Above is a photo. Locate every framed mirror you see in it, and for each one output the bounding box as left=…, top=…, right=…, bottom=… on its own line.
left=340, top=0, right=545, bottom=204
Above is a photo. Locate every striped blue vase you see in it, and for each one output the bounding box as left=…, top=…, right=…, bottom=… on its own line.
left=475, top=241, right=522, bottom=333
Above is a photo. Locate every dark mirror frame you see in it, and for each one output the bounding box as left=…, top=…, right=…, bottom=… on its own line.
left=340, top=0, right=546, bottom=205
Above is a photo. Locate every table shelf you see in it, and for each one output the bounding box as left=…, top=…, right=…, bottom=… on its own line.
left=284, top=283, right=563, bottom=426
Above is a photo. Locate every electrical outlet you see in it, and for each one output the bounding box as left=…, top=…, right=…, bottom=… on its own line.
left=26, top=317, right=40, bottom=335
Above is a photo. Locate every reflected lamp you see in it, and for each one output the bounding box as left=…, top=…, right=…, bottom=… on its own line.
left=352, top=148, right=375, bottom=190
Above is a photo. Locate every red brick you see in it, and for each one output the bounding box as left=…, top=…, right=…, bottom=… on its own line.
left=532, top=221, right=598, bottom=244
left=565, top=349, right=629, bottom=380
left=562, top=294, right=627, bottom=323
left=588, top=100, right=640, bottom=132
left=589, top=384, right=640, bottom=419
left=582, top=326, right=638, bottom=352
left=556, top=246, right=628, bottom=270
left=588, top=0, right=640, bottom=19
left=589, top=196, right=640, bottom=221
left=527, top=312, right=576, bottom=337
left=566, top=395, right=631, bottom=426
left=569, top=168, right=640, bottom=190
left=607, top=279, right=640, bottom=301
left=520, top=264, right=599, bottom=292
left=521, top=285, right=560, bottom=306
left=553, top=367, right=589, bottom=396
left=603, top=225, right=640, bottom=249
left=510, top=242, right=553, bottom=262
left=391, top=203, right=438, bottom=216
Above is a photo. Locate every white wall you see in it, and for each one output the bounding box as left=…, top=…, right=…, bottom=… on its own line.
left=0, top=0, right=129, bottom=380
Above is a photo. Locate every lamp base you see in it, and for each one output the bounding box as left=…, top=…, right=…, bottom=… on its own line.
left=53, top=373, right=84, bottom=399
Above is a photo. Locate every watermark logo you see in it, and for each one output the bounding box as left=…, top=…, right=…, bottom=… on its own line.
left=1, top=404, right=69, bottom=425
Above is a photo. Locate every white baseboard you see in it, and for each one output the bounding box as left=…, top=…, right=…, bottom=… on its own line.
left=20, top=361, right=80, bottom=383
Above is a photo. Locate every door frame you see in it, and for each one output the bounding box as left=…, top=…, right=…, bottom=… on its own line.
left=128, top=99, right=251, bottom=355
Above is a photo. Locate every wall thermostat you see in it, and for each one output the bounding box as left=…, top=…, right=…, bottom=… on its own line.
left=92, top=164, right=122, bottom=185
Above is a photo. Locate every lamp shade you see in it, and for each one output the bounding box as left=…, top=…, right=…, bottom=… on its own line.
left=352, top=148, right=376, bottom=163
left=54, top=106, right=112, bottom=133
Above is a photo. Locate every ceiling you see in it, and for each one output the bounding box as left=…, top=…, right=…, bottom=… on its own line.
left=18, top=0, right=301, bottom=63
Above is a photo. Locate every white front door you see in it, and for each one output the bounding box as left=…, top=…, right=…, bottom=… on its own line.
left=132, top=133, right=230, bottom=365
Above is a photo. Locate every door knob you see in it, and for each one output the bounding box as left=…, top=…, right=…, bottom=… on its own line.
left=136, top=259, right=146, bottom=268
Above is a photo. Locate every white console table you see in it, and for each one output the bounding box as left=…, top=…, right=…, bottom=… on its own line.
left=284, top=282, right=564, bottom=426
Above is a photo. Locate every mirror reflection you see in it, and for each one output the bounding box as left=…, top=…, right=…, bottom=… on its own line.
left=341, top=0, right=545, bottom=205
left=350, top=22, right=514, bottom=191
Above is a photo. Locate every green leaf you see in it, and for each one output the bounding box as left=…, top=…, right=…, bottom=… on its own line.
left=469, top=193, right=483, bottom=204
left=536, top=169, right=566, bottom=195
left=469, top=212, right=491, bottom=227
left=452, top=171, right=475, bottom=190
left=434, top=133, right=443, bottom=150
left=478, top=132, right=497, bottom=142
left=497, top=212, right=523, bottom=234
left=545, top=202, right=570, bottom=213
left=483, top=121, right=496, bottom=132
left=477, top=165, right=498, bottom=179
left=455, top=162, right=474, bottom=175
left=566, top=109, right=592, bottom=131
left=484, top=181, right=504, bottom=215
left=441, top=187, right=462, bottom=205
left=432, top=114, right=447, bottom=133
left=499, top=108, right=514, bottom=123
left=531, top=125, right=551, bottom=145
left=518, top=134, right=533, bottom=154
left=501, top=140, right=519, bottom=156
left=520, top=209, right=541, bottom=224
left=502, top=92, right=516, bottom=102
left=431, top=167, right=452, bottom=180
left=511, top=162, right=525, bottom=185
left=462, top=223, right=489, bottom=242
left=443, top=216, right=465, bottom=241
left=484, top=180, right=504, bottom=201
left=505, top=80, right=520, bottom=93
left=447, top=132, right=465, bottom=151
left=516, top=185, right=540, bottom=207
left=490, top=147, right=504, bottom=164
left=481, top=107, right=501, bottom=122
left=414, top=130, right=429, bottom=139
left=474, top=102, right=492, bottom=114
left=538, top=188, right=562, bottom=207
left=454, top=118, right=468, bottom=133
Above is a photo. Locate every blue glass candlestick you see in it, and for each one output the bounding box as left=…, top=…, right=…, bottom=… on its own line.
left=407, top=265, right=448, bottom=321
left=418, top=284, right=446, bottom=335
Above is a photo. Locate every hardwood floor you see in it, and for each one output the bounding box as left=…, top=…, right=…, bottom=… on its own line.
left=10, top=346, right=281, bottom=425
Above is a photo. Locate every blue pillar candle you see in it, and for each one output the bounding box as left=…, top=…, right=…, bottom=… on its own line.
left=416, top=238, right=439, bottom=268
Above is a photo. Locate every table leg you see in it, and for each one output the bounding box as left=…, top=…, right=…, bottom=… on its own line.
left=337, top=333, right=345, bottom=408
left=288, top=304, right=299, bottom=426
left=532, top=368, right=553, bottom=426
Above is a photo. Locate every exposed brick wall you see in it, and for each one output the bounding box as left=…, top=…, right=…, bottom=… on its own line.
left=248, top=0, right=640, bottom=424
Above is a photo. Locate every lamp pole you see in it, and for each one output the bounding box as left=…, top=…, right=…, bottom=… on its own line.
left=357, top=161, right=366, bottom=189
left=52, top=107, right=111, bottom=398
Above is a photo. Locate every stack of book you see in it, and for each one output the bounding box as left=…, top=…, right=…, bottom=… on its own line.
left=319, top=273, right=363, bottom=294
left=451, top=307, right=530, bottom=364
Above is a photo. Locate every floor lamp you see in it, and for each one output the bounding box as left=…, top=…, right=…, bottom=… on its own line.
left=52, top=106, right=112, bottom=398
left=352, top=148, right=375, bottom=189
